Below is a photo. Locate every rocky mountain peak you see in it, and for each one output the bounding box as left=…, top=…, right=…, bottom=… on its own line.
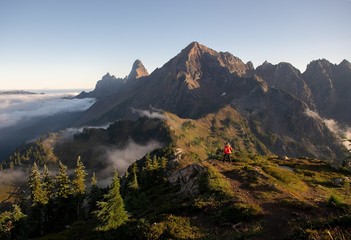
left=256, top=61, right=315, bottom=109
left=127, top=59, right=149, bottom=80
left=305, top=59, right=333, bottom=72
left=164, top=41, right=251, bottom=81
left=339, top=59, right=351, bottom=69
left=102, top=72, right=116, bottom=80
left=246, top=61, right=255, bottom=70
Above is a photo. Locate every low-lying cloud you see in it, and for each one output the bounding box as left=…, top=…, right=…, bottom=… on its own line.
left=305, top=108, right=351, bottom=151
left=57, top=122, right=113, bottom=140
left=97, top=139, right=162, bottom=186
left=131, top=107, right=167, bottom=120
left=0, top=168, right=28, bottom=185
left=0, top=92, right=95, bottom=129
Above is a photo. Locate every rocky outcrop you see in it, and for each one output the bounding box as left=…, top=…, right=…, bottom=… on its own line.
left=168, top=163, right=207, bottom=195
left=127, top=59, right=149, bottom=80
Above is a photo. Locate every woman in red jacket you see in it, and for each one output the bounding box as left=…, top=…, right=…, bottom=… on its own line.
left=223, top=142, right=232, bottom=162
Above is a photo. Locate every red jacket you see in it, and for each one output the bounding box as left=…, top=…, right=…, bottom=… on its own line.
left=224, top=145, right=232, bottom=154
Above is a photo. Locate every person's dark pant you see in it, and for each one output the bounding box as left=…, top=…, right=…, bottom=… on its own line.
left=223, top=154, right=231, bottom=162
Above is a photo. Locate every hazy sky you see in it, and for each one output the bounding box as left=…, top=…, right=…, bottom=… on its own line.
left=0, top=0, right=350, bottom=90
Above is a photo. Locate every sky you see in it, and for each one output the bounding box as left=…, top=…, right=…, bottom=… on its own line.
left=0, top=0, right=350, bottom=90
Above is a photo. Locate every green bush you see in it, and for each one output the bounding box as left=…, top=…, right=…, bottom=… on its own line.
left=147, top=215, right=203, bottom=239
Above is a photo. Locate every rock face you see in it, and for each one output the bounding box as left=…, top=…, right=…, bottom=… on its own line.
left=256, top=61, right=315, bottom=109
left=168, top=163, right=207, bottom=195
left=127, top=59, right=149, bottom=80
left=303, top=59, right=351, bottom=125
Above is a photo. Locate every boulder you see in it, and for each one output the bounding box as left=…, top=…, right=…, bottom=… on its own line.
left=168, top=163, right=207, bottom=195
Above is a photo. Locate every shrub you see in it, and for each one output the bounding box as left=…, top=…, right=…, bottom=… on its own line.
left=147, top=215, right=203, bottom=239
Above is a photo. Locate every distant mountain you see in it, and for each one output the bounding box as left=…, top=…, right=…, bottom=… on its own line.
left=76, top=73, right=124, bottom=99
left=303, top=59, right=351, bottom=125
left=75, top=42, right=347, bottom=160
left=0, top=90, right=39, bottom=95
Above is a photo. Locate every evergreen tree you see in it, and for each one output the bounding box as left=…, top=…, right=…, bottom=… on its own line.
left=55, top=161, right=72, bottom=199
left=0, top=205, right=26, bottom=239
left=42, top=165, right=53, bottom=200
left=73, top=156, right=87, bottom=220
left=41, top=165, right=54, bottom=233
left=54, top=161, right=74, bottom=226
left=127, top=163, right=139, bottom=191
left=88, top=172, right=102, bottom=215
left=94, top=171, right=128, bottom=231
left=28, top=163, right=48, bottom=236
left=28, top=163, right=48, bottom=206
left=73, top=156, right=87, bottom=196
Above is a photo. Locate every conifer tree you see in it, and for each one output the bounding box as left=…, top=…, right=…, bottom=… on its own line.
left=94, top=170, right=128, bottom=231
left=127, top=163, right=139, bottom=191
left=55, top=161, right=72, bottom=199
left=28, top=162, right=49, bottom=236
left=73, top=156, right=87, bottom=220
left=42, top=165, right=53, bottom=201
left=53, top=161, right=74, bottom=226
left=0, top=205, right=26, bottom=239
left=41, top=165, right=53, bottom=234
left=28, top=162, right=48, bottom=206
left=73, top=156, right=87, bottom=196
left=28, top=163, right=48, bottom=236
left=88, top=172, right=101, bottom=215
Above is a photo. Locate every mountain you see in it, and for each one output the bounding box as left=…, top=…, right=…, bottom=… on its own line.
left=76, top=72, right=124, bottom=99
left=0, top=90, right=39, bottom=95
left=303, top=59, right=351, bottom=125
left=75, top=42, right=347, bottom=160
left=256, top=61, right=315, bottom=109
left=127, top=59, right=149, bottom=80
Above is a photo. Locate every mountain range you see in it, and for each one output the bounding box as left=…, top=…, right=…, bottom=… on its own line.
left=74, top=42, right=350, bottom=161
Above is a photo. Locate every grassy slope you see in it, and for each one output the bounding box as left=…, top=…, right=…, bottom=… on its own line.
left=165, top=105, right=270, bottom=162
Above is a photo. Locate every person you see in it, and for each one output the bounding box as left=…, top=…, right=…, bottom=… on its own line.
left=223, top=142, right=232, bottom=162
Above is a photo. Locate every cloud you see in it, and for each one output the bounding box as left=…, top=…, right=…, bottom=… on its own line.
left=0, top=92, right=95, bottom=129
left=57, top=122, right=113, bottom=140
left=131, top=107, right=167, bottom=120
left=305, top=108, right=351, bottom=151
left=96, top=139, right=162, bottom=186
left=0, top=168, right=28, bottom=185
left=324, top=119, right=351, bottom=151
